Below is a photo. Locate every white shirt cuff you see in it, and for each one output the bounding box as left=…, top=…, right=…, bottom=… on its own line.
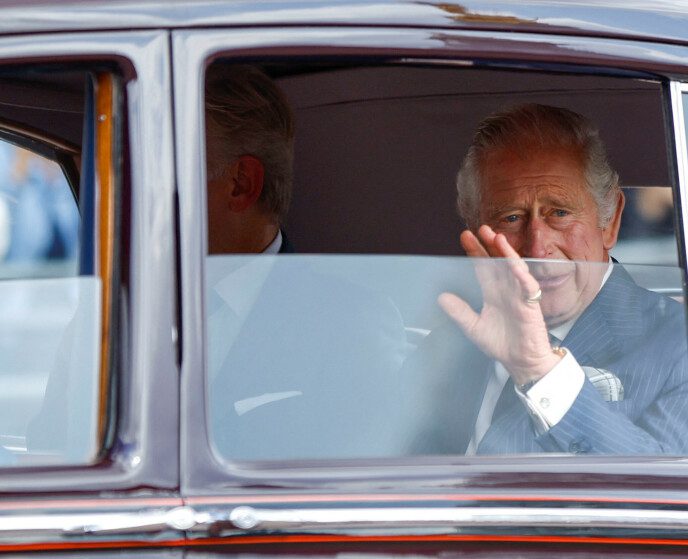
left=514, top=348, right=585, bottom=434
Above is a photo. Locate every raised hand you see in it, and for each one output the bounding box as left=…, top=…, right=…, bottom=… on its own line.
left=438, top=225, right=561, bottom=385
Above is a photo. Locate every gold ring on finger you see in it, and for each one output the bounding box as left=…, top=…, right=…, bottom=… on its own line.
left=525, top=288, right=542, bottom=304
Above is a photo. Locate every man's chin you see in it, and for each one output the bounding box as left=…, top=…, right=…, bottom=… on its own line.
left=541, top=299, right=579, bottom=328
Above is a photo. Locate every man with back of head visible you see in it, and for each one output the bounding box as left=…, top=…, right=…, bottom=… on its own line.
left=407, top=103, right=688, bottom=455
left=204, top=65, right=408, bottom=460
left=205, top=64, right=294, bottom=255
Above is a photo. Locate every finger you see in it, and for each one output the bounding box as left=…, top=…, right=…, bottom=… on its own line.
left=460, top=229, right=489, bottom=258
left=493, top=234, right=540, bottom=297
left=461, top=230, right=499, bottom=288
left=492, top=231, right=522, bottom=259
left=477, top=228, right=527, bottom=293
left=493, top=233, right=529, bottom=272
left=476, top=225, right=503, bottom=258
left=438, top=292, right=480, bottom=337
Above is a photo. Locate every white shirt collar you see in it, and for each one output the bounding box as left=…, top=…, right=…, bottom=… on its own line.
left=263, top=230, right=282, bottom=255
left=205, top=230, right=282, bottom=322
left=209, top=256, right=274, bottom=322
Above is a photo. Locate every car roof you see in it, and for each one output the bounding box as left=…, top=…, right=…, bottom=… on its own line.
left=2, top=0, right=688, bottom=45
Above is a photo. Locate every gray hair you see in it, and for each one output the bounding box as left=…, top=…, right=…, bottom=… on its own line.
left=205, top=64, right=294, bottom=221
left=456, top=104, right=620, bottom=230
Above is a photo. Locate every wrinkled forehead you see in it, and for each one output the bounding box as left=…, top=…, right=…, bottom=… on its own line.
left=479, top=143, right=587, bottom=188
left=479, top=139, right=586, bottom=171
left=477, top=144, right=592, bottom=207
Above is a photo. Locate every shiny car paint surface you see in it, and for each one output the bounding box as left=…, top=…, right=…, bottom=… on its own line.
left=1, top=0, right=688, bottom=556
left=3, top=0, right=688, bottom=46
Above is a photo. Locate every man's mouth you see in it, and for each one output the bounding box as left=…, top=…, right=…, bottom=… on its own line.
left=534, top=273, right=571, bottom=290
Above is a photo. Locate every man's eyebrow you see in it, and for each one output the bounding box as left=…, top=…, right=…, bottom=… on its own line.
left=484, top=202, right=523, bottom=217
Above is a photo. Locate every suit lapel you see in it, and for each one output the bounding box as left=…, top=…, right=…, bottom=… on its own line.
left=211, top=259, right=316, bottom=399
left=406, top=320, right=491, bottom=454
left=562, top=265, right=642, bottom=367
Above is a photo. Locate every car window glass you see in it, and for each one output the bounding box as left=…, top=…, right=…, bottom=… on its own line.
left=615, top=187, right=676, bottom=265
left=204, top=63, right=687, bottom=462
left=205, top=256, right=687, bottom=460
left=0, top=142, right=78, bottom=277
left=0, top=68, right=113, bottom=467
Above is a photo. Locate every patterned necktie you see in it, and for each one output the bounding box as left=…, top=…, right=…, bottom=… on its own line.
left=491, top=376, right=518, bottom=423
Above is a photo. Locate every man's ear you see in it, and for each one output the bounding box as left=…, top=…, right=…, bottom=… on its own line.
left=227, top=155, right=265, bottom=213
left=602, top=189, right=625, bottom=251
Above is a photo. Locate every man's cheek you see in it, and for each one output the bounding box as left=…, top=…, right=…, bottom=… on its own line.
left=561, top=222, right=603, bottom=260
left=501, top=232, right=522, bottom=254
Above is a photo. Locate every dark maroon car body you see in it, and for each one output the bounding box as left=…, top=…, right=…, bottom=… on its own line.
left=2, top=0, right=688, bottom=556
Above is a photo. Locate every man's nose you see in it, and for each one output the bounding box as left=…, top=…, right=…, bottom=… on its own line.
left=522, top=218, right=552, bottom=258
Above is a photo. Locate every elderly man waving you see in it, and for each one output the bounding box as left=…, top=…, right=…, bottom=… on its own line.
left=412, top=104, right=688, bottom=455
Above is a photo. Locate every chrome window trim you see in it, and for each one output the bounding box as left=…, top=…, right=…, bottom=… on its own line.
left=5, top=504, right=688, bottom=542
left=671, top=80, right=688, bottom=269
left=216, top=505, right=688, bottom=534
left=0, top=505, right=191, bottom=545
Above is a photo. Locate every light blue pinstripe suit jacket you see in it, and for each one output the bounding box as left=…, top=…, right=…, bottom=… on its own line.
left=405, top=265, right=688, bottom=455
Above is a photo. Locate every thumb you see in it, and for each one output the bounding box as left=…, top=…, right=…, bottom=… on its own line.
left=438, top=292, right=479, bottom=336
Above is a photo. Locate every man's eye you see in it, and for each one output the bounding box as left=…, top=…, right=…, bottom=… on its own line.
left=503, top=214, right=520, bottom=223
left=552, top=209, right=569, bottom=217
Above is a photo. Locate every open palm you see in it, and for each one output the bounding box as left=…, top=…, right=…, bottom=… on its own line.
left=439, top=225, right=560, bottom=385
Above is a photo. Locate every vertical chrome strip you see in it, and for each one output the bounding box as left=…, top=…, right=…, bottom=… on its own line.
left=670, top=81, right=688, bottom=267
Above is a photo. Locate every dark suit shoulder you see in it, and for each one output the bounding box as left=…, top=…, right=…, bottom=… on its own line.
left=278, top=230, right=294, bottom=253
left=398, top=317, right=489, bottom=454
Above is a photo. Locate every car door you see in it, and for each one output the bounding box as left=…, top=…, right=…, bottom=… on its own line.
left=174, top=15, right=688, bottom=556
left=0, top=29, right=182, bottom=556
